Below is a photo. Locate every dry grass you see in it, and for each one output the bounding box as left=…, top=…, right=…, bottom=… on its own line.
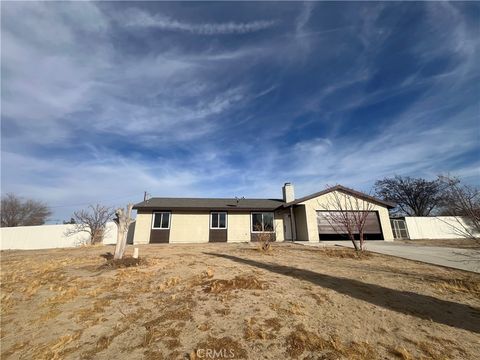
left=243, top=317, right=282, bottom=341
left=202, top=275, right=268, bottom=293
left=157, top=276, right=181, bottom=291
left=401, top=335, right=467, bottom=360
left=432, top=277, right=480, bottom=297
left=389, top=346, right=414, bottom=360
left=309, top=291, right=333, bottom=305
left=81, top=313, right=137, bottom=359
left=71, top=298, right=111, bottom=325
left=144, top=349, right=165, bottom=360
left=45, top=286, right=79, bottom=307
left=1, top=243, right=479, bottom=359
left=30, top=331, right=82, bottom=360
left=100, top=256, right=145, bottom=269
left=34, top=308, right=61, bottom=324
left=1, top=341, right=29, bottom=359
left=321, top=247, right=373, bottom=259
left=285, top=324, right=377, bottom=359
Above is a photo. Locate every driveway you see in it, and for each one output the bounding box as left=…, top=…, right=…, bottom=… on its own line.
left=304, top=241, right=480, bottom=273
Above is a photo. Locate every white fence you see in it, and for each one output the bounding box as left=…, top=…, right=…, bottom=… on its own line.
left=0, top=221, right=135, bottom=250
left=404, top=216, right=478, bottom=240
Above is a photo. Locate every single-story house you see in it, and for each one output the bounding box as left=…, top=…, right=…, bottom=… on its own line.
left=132, top=183, right=395, bottom=244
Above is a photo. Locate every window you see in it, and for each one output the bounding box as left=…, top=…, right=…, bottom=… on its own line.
left=251, top=212, right=274, bottom=232
left=211, top=212, right=227, bottom=229
left=391, top=219, right=409, bottom=239
left=152, top=212, right=170, bottom=229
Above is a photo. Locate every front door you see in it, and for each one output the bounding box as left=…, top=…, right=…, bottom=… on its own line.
left=284, top=214, right=292, bottom=240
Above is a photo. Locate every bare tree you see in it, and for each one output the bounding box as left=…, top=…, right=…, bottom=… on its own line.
left=318, top=188, right=375, bottom=251
left=113, top=204, right=134, bottom=260
left=374, top=176, right=444, bottom=216
left=438, top=175, right=480, bottom=240
left=65, top=204, right=115, bottom=245
left=1, top=193, right=52, bottom=227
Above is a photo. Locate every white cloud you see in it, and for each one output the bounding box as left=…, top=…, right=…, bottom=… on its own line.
left=1, top=1, right=478, bottom=222
left=1, top=2, right=259, bottom=150
left=120, top=8, right=277, bottom=35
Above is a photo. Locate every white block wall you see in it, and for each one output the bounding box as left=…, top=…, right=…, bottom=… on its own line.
left=404, top=216, right=478, bottom=240
left=0, top=222, right=119, bottom=250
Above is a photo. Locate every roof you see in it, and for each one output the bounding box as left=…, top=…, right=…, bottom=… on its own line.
left=133, top=198, right=285, bottom=211
left=283, top=185, right=396, bottom=209
left=133, top=185, right=395, bottom=212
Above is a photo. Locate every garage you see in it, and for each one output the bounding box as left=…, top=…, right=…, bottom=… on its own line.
left=316, top=211, right=384, bottom=241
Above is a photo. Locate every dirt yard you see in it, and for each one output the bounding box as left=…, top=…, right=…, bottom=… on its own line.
left=1, top=243, right=479, bottom=359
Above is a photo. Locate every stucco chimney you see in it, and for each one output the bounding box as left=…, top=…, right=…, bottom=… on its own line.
left=282, top=183, right=295, bottom=203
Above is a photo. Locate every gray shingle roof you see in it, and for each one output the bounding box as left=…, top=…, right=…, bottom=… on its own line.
left=133, top=198, right=285, bottom=211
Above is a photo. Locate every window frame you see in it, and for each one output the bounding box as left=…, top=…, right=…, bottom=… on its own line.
left=251, top=212, right=275, bottom=233
left=210, top=212, right=227, bottom=229
left=151, top=211, right=171, bottom=230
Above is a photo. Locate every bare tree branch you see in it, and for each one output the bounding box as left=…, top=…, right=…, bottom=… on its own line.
left=318, top=186, right=375, bottom=251
left=438, top=175, right=480, bottom=241
left=374, top=176, right=445, bottom=216
left=1, top=193, right=52, bottom=227
left=65, top=204, right=115, bottom=245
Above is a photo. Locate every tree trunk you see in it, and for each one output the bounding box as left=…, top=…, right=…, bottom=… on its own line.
left=349, top=233, right=360, bottom=251
left=113, top=204, right=133, bottom=260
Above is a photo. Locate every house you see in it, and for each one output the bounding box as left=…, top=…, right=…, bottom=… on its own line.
left=132, top=183, right=395, bottom=244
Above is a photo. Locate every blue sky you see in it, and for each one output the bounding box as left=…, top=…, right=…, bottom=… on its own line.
left=1, top=1, right=479, bottom=222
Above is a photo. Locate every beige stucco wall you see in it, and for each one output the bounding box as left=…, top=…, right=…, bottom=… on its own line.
left=274, top=212, right=285, bottom=242
left=297, top=191, right=394, bottom=242
left=169, top=211, right=210, bottom=243
left=227, top=212, right=251, bottom=242
left=227, top=211, right=285, bottom=242
left=133, top=210, right=287, bottom=244
left=293, top=205, right=309, bottom=241
left=133, top=211, right=152, bottom=245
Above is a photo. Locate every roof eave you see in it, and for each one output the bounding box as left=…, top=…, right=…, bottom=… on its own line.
left=133, top=206, right=284, bottom=212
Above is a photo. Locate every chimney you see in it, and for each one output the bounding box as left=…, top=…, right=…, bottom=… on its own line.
left=282, top=182, right=295, bottom=203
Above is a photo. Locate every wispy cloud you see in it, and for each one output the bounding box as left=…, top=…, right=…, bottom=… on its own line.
left=120, top=8, right=277, bottom=35
left=1, top=1, right=478, bottom=222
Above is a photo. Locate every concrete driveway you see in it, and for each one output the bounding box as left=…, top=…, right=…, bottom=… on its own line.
left=308, top=241, right=480, bottom=273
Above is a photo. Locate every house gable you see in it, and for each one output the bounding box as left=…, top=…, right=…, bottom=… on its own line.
left=283, top=185, right=395, bottom=209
